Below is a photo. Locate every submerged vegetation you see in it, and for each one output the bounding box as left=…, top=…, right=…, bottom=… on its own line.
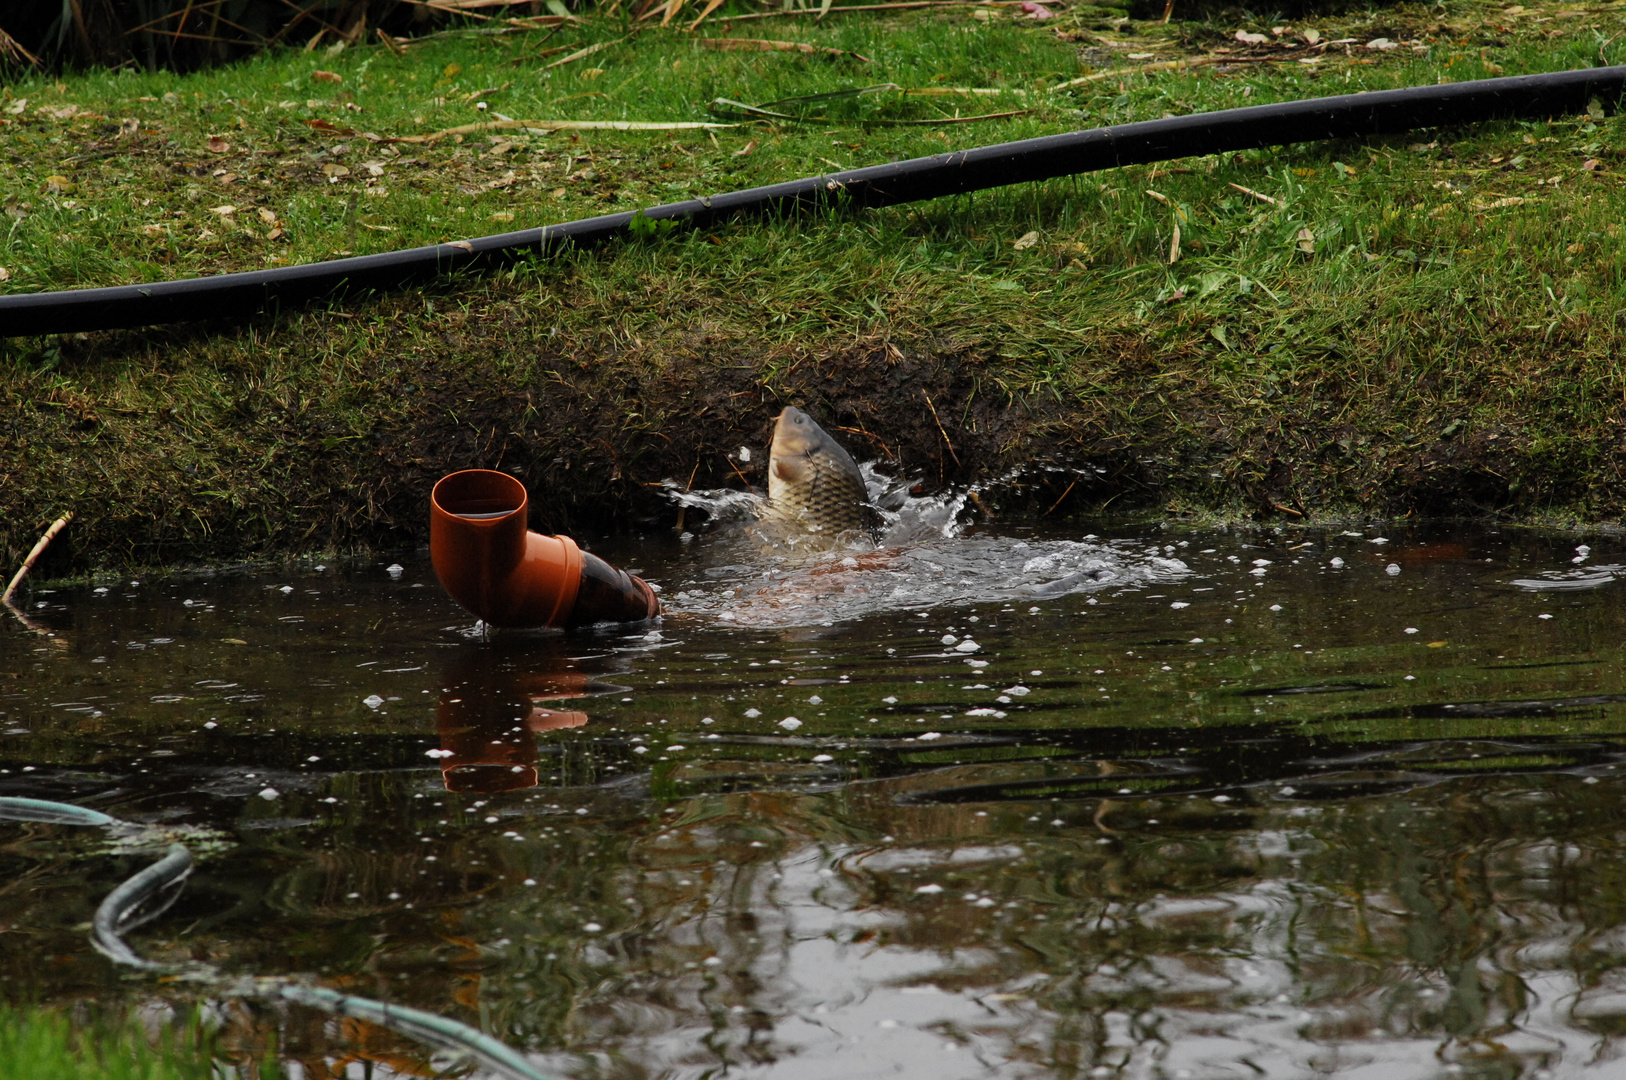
left=2, top=0, right=1626, bottom=571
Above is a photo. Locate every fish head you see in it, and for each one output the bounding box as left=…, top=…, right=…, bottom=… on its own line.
left=769, top=406, right=863, bottom=499
left=769, top=407, right=819, bottom=493
left=763, top=406, right=876, bottom=538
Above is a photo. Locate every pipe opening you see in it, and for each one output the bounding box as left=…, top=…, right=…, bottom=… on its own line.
left=432, top=470, right=525, bottom=521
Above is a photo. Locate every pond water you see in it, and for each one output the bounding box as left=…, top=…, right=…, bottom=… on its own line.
left=4, top=520, right=1626, bottom=1080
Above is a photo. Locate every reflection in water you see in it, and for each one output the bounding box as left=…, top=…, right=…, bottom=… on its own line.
left=10, top=527, right=1626, bottom=1077
left=436, top=639, right=595, bottom=793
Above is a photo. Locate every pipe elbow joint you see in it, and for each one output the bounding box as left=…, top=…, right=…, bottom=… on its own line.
left=430, top=470, right=660, bottom=629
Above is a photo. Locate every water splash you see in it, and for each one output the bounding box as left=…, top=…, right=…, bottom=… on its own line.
left=662, top=465, right=1186, bottom=627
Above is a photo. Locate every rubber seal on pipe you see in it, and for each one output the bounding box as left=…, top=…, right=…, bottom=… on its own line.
left=2, top=65, right=1621, bottom=337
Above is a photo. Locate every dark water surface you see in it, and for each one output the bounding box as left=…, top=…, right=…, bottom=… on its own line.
left=5, top=524, right=1626, bottom=1079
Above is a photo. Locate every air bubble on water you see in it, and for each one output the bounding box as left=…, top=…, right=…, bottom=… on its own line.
left=279, top=585, right=293, bottom=594
left=807, top=695, right=823, bottom=705
left=387, top=564, right=405, bottom=579
left=1329, top=557, right=1345, bottom=568
left=779, top=717, right=802, bottom=730
left=363, top=694, right=385, bottom=708
left=744, top=707, right=762, bottom=717
left=1386, top=564, right=1401, bottom=575
left=258, top=787, right=279, bottom=800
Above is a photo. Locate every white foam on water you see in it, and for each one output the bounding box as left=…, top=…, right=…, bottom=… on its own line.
left=661, top=465, right=1188, bottom=628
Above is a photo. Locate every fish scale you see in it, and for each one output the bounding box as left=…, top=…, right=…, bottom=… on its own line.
left=762, top=407, right=880, bottom=537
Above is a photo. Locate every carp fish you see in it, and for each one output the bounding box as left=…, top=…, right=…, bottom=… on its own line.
left=761, top=406, right=882, bottom=538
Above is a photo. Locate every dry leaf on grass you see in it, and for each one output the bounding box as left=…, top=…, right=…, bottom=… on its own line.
left=311, top=70, right=343, bottom=83
left=207, top=135, right=230, bottom=153
left=1012, top=230, right=1039, bottom=249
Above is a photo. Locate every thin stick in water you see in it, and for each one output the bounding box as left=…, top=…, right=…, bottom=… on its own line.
left=2, top=512, right=74, bottom=606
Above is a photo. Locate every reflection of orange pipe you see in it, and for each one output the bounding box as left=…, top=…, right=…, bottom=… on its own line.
left=437, top=698, right=588, bottom=793
left=437, top=662, right=593, bottom=793
left=431, top=470, right=660, bottom=628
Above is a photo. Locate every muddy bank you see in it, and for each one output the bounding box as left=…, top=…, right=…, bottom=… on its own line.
left=3, top=265, right=1621, bottom=578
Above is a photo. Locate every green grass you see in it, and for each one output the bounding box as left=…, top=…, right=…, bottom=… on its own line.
left=0, top=1007, right=235, bottom=1080
left=4, top=0, right=1626, bottom=568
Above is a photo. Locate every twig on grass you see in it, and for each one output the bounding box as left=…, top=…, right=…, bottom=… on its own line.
left=1228, top=182, right=1279, bottom=205
left=546, top=38, right=626, bottom=69
left=697, top=37, right=870, bottom=62
left=1053, top=54, right=1284, bottom=88
left=384, top=117, right=737, bottom=143
left=686, top=0, right=730, bottom=30
left=721, top=0, right=1060, bottom=21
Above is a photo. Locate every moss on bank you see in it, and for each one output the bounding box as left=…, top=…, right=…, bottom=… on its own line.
left=4, top=0, right=1626, bottom=572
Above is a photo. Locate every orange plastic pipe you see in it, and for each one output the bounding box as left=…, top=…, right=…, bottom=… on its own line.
left=430, top=469, right=660, bottom=628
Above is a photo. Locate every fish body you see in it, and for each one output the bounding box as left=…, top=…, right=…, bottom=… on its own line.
left=762, top=407, right=880, bottom=537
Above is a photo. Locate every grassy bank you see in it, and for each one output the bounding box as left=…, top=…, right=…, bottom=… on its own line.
left=3, top=0, right=1626, bottom=571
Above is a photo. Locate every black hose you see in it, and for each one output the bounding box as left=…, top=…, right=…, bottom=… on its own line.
left=3, top=65, right=1621, bottom=337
